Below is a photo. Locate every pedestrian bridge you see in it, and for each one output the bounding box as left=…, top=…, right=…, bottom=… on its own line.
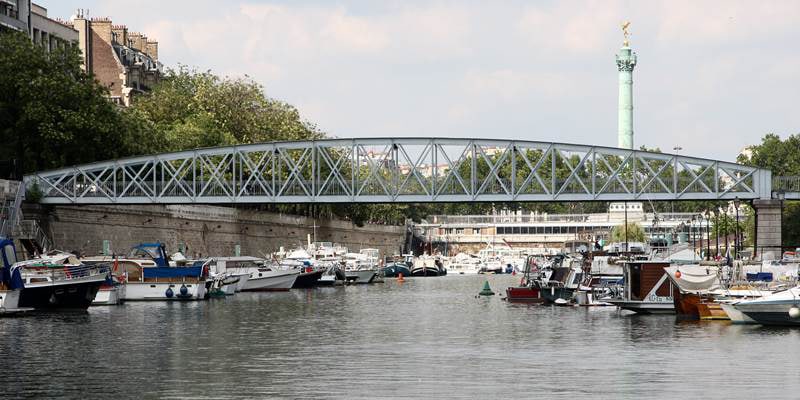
left=24, top=138, right=782, bottom=204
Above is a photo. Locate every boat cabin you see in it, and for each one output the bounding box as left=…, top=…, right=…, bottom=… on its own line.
left=606, top=260, right=675, bottom=314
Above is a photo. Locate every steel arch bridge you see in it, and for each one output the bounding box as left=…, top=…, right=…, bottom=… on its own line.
left=24, top=138, right=773, bottom=204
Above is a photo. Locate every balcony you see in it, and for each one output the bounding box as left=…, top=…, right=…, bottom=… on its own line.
left=0, top=11, right=26, bottom=32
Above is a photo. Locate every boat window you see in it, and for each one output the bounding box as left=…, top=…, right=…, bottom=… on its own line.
left=129, top=246, right=161, bottom=259
left=572, top=273, right=583, bottom=285
left=2, top=244, right=16, bottom=265
left=629, top=265, right=641, bottom=300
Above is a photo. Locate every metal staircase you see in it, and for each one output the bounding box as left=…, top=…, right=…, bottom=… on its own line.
left=0, top=180, right=24, bottom=239
left=0, top=180, right=53, bottom=257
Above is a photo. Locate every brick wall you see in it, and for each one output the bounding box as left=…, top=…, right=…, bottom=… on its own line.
left=89, top=19, right=124, bottom=97
left=25, top=204, right=406, bottom=259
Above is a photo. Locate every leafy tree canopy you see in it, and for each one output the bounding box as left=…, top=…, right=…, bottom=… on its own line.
left=130, top=65, right=323, bottom=153
left=0, top=31, right=137, bottom=175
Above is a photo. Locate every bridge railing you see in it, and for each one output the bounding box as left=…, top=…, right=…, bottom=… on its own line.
left=23, top=138, right=774, bottom=204
left=773, top=176, right=800, bottom=198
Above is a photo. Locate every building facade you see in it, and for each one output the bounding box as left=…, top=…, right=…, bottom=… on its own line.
left=1, top=1, right=78, bottom=51
left=418, top=202, right=716, bottom=255
left=31, top=3, right=78, bottom=51
left=68, top=10, right=162, bottom=106
left=0, top=0, right=29, bottom=33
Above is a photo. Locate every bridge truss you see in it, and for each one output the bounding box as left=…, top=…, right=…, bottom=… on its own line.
left=25, top=138, right=773, bottom=204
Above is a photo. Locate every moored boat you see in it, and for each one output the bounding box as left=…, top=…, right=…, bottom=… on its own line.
left=16, top=252, right=108, bottom=310
left=732, top=287, right=800, bottom=326
left=0, top=237, right=32, bottom=315
left=664, top=264, right=720, bottom=319
left=241, top=264, right=300, bottom=291
left=604, top=260, right=675, bottom=314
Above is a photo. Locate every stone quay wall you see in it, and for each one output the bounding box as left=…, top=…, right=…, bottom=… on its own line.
left=25, top=204, right=406, bottom=258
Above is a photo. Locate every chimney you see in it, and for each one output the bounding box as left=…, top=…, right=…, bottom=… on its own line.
left=90, top=17, right=114, bottom=46
left=111, top=24, right=128, bottom=46
left=145, top=40, right=159, bottom=61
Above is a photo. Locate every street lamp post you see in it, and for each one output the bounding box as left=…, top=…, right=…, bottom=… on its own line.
left=697, top=213, right=705, bottom=260
left=720, top=206, right=729, bottom=258
left=704, top=210, right=711, bottom=261
left=713, top=209, right=719, bottom=259
left=690, top=216, right=696, bottom=261
left=733, top=197, right=741, bottom=260
left=776, top=189, right=786, bottom=256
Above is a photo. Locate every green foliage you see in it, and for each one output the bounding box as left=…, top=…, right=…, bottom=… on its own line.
left=130, top=65, right=323, bottom=153
left=25, top=180, right=42, bottom=203
left=737, top=133, right=800, bottom=175
left=610, top=222, right=646, bottom=243
left=738, top=133, right=800, bottom=246
left=0, top=31, right=136, bottom=174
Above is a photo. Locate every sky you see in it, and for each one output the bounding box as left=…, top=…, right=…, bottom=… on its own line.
left=46, top=0, right=800, bottom=162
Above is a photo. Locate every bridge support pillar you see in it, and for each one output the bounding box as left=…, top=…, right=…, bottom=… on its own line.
left=753, top=199, right=782, bottom=260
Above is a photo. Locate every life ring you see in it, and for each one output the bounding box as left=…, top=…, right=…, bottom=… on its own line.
left=63, top=267, right=72, bottom=279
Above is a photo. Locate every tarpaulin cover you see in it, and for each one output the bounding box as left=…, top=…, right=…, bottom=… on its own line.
left=746, top=272, right=773, bottom=282
left=143, top=266, right=202, bottom=278
left=664, top=265, right=720, bottom=292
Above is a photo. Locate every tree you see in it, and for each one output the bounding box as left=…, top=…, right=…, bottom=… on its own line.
left=738, top=133, right=800, bottom=247
left=130, top=66, right=323, bottom=153
left=0, top=31, right=136, bottom=175
left=610, top=222, right=646, bottom=243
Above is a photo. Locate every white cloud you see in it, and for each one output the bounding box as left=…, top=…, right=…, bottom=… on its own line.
left=43, top=0, right=800, bottom=161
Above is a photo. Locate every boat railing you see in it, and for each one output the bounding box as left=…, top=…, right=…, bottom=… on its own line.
left=25, top=263, right=109, bottom=282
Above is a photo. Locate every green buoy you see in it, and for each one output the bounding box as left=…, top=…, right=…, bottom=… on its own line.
left=479, top=280, right=495, bottom=296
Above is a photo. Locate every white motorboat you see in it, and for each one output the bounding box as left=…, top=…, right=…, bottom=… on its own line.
left=240, top=265, right=300, bottom=291
left=343, top=249, right=380, bottom=284
left=82, top=243, right=208, bottom=301
left=732, top=286, right=800, bottom=326
left=448, top=253, right=482, bottom=275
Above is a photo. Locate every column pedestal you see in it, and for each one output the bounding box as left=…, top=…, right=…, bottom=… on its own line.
left=753, top=199, right=782, bottom=260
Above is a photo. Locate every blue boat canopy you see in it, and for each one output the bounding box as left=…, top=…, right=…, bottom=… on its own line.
left=143, top=266, right=203, bottom=279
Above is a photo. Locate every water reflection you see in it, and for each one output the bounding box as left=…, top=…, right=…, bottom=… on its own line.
left=1, top=275, right=799, bottom=398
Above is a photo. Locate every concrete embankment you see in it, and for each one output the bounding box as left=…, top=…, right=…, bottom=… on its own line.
left=24, top=204, right=405, bottom=257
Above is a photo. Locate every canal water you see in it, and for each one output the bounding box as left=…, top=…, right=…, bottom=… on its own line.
left=2, top=274, right=799, bottom=399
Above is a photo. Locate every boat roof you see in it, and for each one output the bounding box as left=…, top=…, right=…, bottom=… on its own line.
left=213, top=256, right=263, bottom=261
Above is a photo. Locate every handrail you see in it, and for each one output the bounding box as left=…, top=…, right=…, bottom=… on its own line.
left=0, top=181, right=25, bottom=238
left=23, top=263, right=109, bottom=282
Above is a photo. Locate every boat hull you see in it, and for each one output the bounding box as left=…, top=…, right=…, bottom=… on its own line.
left=0, top=289, right=32, bottom=315
left=19, top=277, right=104, bottom=310
left=541, top=287, right=575, bottom=304
left=736, top=302, right=800, bottom=326
left=382, top=265, right=412, bottom=278
left=719, top=303, right=756, bottom=324
left=241, top=271, right=299, bottom=291
left=697, top=302, right=729, bottom=320
left=292, top=270, right=324, bottom=288
left=410, top=267, right=439, bottom=277
left=505, top=286, right=544, bottom=303
left=672, top=291, right=707, bottom=319
left=345, top=270, right=377, bottom=284
left=605, top=299, right=675, bottom=314
left=92, top=284, right=125, bottom=305
left=123, top=281, right=206, bottom=300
